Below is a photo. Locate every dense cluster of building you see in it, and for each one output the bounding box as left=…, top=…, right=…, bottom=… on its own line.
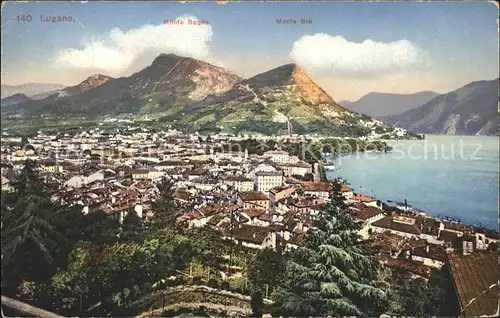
left=1, top=127, right=498, bottom=316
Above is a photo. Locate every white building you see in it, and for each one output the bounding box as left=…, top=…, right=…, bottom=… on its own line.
left=254, top=171, right=283, bottom=193
left=224, top=175, right=254, bottom=192
left=263, top=150, right=289, bottom=163
left=65, top=171, right=104, bottom=188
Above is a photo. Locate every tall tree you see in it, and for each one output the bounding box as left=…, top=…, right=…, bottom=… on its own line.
left=121, top=210, right=144, bottom=241
left=273, top=181, right=387, bottom=317
left=424, top=266, right=459, bottom=317
left=8, top=160, right=54, bottom=197
left=81, top=210, right=120, bottom=243
left=1, top=160, right=79, bottom=291
left=149, top=177, right=178, bottom=230
left=250, top=290, right=264, bottom=317
left=21, top=136, right=29, bottom=148
left=186, top=227, right=227, bottom=269
left=247, top=247, right=285, bottom=296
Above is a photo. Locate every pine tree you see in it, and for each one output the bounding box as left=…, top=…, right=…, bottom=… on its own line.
left=9, top=160, right=53, bottom=197
left=273, top=180, right=388, bottom=317
left=121, top=210, right=143, bottom=241
left=250, top=290, right=264, bottom=317
left=247, top=247, right=285, bottom=296
left=21, top=136, right=29, bottom=148
left=149, top=177, right=178, bottom=230
left=1, top=160, right=76, bottom=290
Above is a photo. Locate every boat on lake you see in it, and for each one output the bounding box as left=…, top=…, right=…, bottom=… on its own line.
left=396, top=202, right=413, bottom=212
left=387, top=199, right=414, bottom=212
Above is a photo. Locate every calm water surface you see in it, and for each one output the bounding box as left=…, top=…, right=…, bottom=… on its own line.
left=327, top=135, right=499, bottom=230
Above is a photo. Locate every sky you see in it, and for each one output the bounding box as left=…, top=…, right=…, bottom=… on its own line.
left=1, top=1, right=498, bottom=101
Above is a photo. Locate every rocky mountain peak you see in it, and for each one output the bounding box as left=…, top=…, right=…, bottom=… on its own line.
left=144, top=53, right=242, bottom=101
left=243, top=63, right=333, bottom=104
left=59, top=74, right=113, bottom=97
left=151, top=53, right=185, bottom=66
left=289, top=66, right=333, bottom=104
left=80, top=74, right=113, bottom=88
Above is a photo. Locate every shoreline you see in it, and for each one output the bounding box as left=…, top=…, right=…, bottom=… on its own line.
left=320, top=136, right=499, bottom=232
left=329, top=177, right=498, bottom=232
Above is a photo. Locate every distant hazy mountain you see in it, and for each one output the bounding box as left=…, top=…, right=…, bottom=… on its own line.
left=1, top=83, right=66, bottom=99
left=345, top=91, right=440, bottom=117
left=31, top=89, right=65, bottom=100
left=338, top=100, right=352, bottom=107
left=383, top=79, right=499, bottom=136
left=1, top=93, right=32, bottom=107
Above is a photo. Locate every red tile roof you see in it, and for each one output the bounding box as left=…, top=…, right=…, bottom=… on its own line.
left=443, top=221, right=473, bottom=233
left=279, top=162, right=311, bottom=168
left=196, top=204, right=239, bottom=218
left=284, top=177, right=302, bottom=185
left=371, top=232, right=409, bottom=256
left=448, top=251, right=498, bottom=316
left=349, top=203, right=384, bottom=220
left=243, top=208, right=266, bottom=218
left=300, top=181, right=332, bottom=192
left=290, top=196, right=321, bottom=208
left=102, top=203, right=133, bottom=214
left=410, top=243, right=447, bottom=263
left=269, top=185, right=296, bottom=194
left=340, top=185, right=352, bottom=192
left=223, top=224, right=272, bottom=245
left=258, top=213, right=273, bottom=222
left=239, top=191, right=269, bottom=201
left=351, top=195, right=376, bottom=202
left=174, top=189, right=192, bottom=201
left=383, top=257, right=432, bottom=279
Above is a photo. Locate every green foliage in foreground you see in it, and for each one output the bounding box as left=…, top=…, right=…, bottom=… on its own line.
left=0, top=166, right=232, bottom=316
left=1, top=160, right=83, bottom=291
left=247, top=248, right=285, bottom=297
left=1, top=163, right=456, bottom=317
left=381, top=266, right=459, bottom=317
left=271, top=182, right=388, bottom=317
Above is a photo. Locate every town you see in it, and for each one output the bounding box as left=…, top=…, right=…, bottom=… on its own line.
left=1, top=124, right=498, bottom=317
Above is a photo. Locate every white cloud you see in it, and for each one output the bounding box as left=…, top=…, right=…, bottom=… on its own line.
left=290, top=33, right=429, bottom=74
left=53, top=15, right=213, bottom=72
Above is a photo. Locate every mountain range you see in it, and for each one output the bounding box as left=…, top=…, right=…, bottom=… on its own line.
left=1, top=83, right=66, bottom=99
left=2, top=53, right=496, bottom=136
left=343, top=91, right=440, bottom=117
left=4, top=54, right=242, bottom=120
left=382, top=79, right=499, bottom=136
left=1, top=53, right=399, bottom=137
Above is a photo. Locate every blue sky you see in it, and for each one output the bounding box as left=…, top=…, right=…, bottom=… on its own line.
left=1, top=1, right=498, bottom=100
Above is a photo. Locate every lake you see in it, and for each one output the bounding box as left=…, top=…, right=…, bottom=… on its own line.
left=326, top=135, right=499, bottom=230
